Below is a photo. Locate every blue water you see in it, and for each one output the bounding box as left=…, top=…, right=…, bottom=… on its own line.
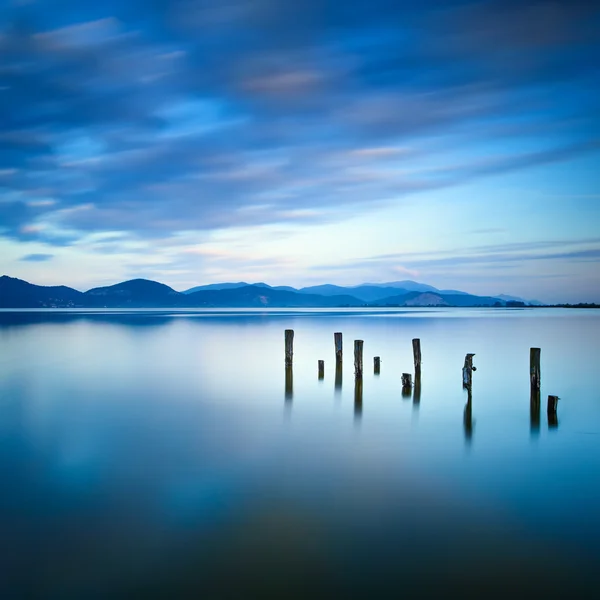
left=0, top=308, right=599, bottom=598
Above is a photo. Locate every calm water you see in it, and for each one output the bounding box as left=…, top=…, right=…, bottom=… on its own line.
left=1, top=308, right=599, bottom=599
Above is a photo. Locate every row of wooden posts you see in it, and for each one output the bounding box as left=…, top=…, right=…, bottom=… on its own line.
left=284, top=330, right=559, bottom=418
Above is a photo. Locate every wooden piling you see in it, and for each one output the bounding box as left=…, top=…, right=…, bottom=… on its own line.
left=412, top=338, right=422, bottom=382
left=462, top=353, right=475, bottom=390
left=335, top=361, right=343, bottom=391
left=530, top=348, right=541, bottom=391
left=354, top=377, right=363, bottom=418
left=318, top=360, right=324, bottom=380
left=401, top=373, right=412, bottom=388
left=413, top=378, right=421, bottom=405
left=464, top=397, right=473, bottom=441
left=334, top=332, right=343, bottom=363
left=374, top=356, right=381, bottom=375
left=547, top=395, right=559, bottom=415
left=285, top=329, right=294, bottom=367
left=530, top=389, right=541, bottom=433
left=354, top=340, right=363, bottom=378
left=285, top=366, right=293, bottom=402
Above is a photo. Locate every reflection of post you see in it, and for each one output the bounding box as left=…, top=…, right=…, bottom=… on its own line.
left=462, top=353, right=475, bottom=390
left=334, top=332, right=343, bottom=363
left=374, top=356, right=381, bottom=375
left=548, top=395, right=559, bottom=428
left=285, top=329, right=294, bottom=367
left=318, top=360, right=324, bottom=380
left=530, top=348, right=541, bottom=392
left=354, top=340, right=363, bottom=378
left=464, top=390, right=473, bottom=442
left=335, top=361, right=343, bottom=392
left=412, top=338, right=422, bottom=383
left=413, top=378, right=421, bottom=406
left=354, top=377, right=363, bottom=419
left=285, top=366, right=293, bottom=403
left=530, top=389, right=541, bottom=434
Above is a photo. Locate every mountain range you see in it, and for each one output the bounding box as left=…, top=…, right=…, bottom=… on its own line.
left=0, top=275, right=542, bottom=309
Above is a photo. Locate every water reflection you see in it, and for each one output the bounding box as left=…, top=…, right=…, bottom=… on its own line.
left=464, top=391, right=474, bottom=443
left=354, top=378, right=363, bottom=420
left=334, top=361, right=343, bottom=393
left=285, top=367, right=293, bottom=404
left=530, top=390, right=541, bottom=435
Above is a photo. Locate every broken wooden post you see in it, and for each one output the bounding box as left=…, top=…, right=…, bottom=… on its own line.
left=402, top=373, right=412, bottom=398
left=374, top=356, right=381, bottom=375
left=530, top=348, right=541, bottom=391
left=285, top=329, right=294, bottom=367
left=354, top=340, right=363, bottom=378
left=285, top=366, right=293, bottom=402
left=334, top=332, right=343, bottom=363
left=318, top=360, right=324, bottom=380
left=462, top=353, right=475, bottom=390
left=354, top=377, right=363, bottom=418
left=412, top=338, right=421, bottom=382
left=547, top=395, right=559, bottom=415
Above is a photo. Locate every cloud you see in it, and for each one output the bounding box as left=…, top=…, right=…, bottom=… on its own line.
left=20, top=253, right=54, bottom=262
left=0, top=0, right=598, bottom=247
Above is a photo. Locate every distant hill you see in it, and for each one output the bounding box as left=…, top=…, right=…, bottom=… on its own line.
left=1, top=275, right=548, bottom=309
left=0, top=275, right=84, bottom=308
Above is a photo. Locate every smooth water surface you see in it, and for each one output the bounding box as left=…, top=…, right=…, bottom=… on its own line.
left=1, top=308, right=599, bottom=598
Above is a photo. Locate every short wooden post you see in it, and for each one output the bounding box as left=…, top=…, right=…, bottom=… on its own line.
left=530, top=348, right=541, bottom=391
left=285, top=366, right=293, bottom=401
left=547, top=395, right=559, bottom=415
left=412, top=338, right=421, bottom=382
left=354, top=340, right=363, bottom=378
left=462, top=353, right=475, bottom=390
left=285, top=329, right=294, bottom=367
left=402, top=372, right=412, bottom=398
left=354, top=377, right=363, bottom=418
left=318, top=360, right=324, bottom=380
left=334, top=332, right=343, bottom=363
left=374, top=356, right=381, bottom=375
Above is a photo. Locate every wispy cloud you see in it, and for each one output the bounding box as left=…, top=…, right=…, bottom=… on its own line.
left=19, top=253, right=54, bottom=262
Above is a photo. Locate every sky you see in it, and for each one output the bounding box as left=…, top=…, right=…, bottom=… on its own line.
left=0, top=0, right=599, bottom=303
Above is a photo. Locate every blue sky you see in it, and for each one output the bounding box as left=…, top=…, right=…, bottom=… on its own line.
left=0, top=0, right=599, bottom=302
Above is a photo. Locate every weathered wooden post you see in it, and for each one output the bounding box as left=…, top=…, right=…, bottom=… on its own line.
left=318, top=360, right=324, bottom=380
left=334, top=332, right=343, bottom=363
left=285, top=366, right=293, bottom=402
left=530, top=348, right=541, bottom=391
left=413, top=378, right=421, bottom=405
left=462, top=353, right=475, bottom=390
left=285, top=329, right=294, bottom=367
left=374, top=356, right=381, bottom=375
left=530, top=390, right=541, bottom=433
left=354, top=376, right=363, bottom=418
left=548, top=395, right=559, bottom=428
left=354, top=340, right=363, bottom=378
left=402, top=373, right=412, bottom=398
left=412, top=338, right=421, bottom=382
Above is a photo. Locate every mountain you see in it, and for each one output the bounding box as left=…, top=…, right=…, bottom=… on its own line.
left=374, top=291, right=506, bottom=307
left=185, top=285, right=362, bottom=308
left=0, top=275, right=84, bottom=308
left=184, top=282, right=252, bottom=293
left=360, top=280, right=439, bottom=292
left=84, top=279, right=185, bottom=307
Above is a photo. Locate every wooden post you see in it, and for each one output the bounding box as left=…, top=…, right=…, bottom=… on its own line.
left=547, top=395, right=559, bottom=414
left=530, top=348, right=541, bottom=391
left=374, top=356, right=381, bottom=375
left=285, top=366, right=293, bottom=402
left=413, top=378, right=421, bottom=405
left=354, top=377, right=363, bottom=418
left=462, top=353, right=475, bottom=390
left=285, top=329, right=294, bottom=367
left=464, top=395, right=473, bottom=441
left=412, top=338, right=421, bottom=382
left=334, top=332, right=343, bottom=363
left=318, top=360, right=324, bottom=380
left=354, top=340, right=363, bottom=378
left=402, top=373, right=412, bottom=398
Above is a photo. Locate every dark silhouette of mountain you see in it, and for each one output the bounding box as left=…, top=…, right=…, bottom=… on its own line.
left=84, top=279, right=185, bottom=307
left=184, top=281, right=298, bottom=294
left=0, top=275, right=84, bottom=308
left=185, top=285, right=362, bottom=307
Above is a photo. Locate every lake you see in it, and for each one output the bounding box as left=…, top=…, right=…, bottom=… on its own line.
left=1, top=307, right=599, bottom=599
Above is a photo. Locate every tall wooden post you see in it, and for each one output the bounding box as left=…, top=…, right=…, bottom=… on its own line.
left=285, top=366, right=293, bottom=402
left=530, top=348, right=541, bottom=391
left=354, top=340, right=363, bottom=378
left=374, top=356, right=381, bottom=375
left=285, top=329, right=294, bottom=367
left=334, top=332, right=343, bottom=363
left=412, top=338, right=421, bottom=382
left=354, top=377, right=363, bottom=418
left=318, top=360, right=324, bottom=380
left=530, top=389, right=541, bottom=434
left=462, top=353, right=475, bottom=390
